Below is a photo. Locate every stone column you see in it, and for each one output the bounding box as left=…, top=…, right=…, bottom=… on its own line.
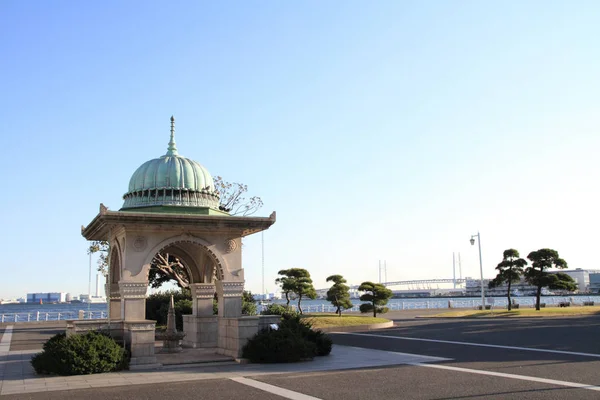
left=190, top=283, right=216, bottom=316
left=119, top=281, right=148, bottom=321
left=117, top=281, right=157, bottom=368
left=124, top=320, right=158, bottom=369
left=216, top=281, right=257, bottom=358
left=105, top=283, right=121, bottom=320
left=183, top=283, right=217, bottom=348
left=215, top=281, right=244, bottom=317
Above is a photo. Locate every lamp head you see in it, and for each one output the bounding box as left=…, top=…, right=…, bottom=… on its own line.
left=470, top=238, right=475, bottom=245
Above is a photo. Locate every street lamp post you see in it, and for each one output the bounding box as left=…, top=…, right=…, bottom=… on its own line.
left=88, top=251, right=92, bottom=315
left=470, top=232, right=485, bottom=309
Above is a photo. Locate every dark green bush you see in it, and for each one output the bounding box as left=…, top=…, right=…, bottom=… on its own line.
left=261, top=303, right=299, bottom=319
left=146, top=289, right=191, bottom=329
left=260, top=303, right=288, bottom=315
left=174, top=299, right=192, bottom=331
left=146, top=289, right=191, bottom=324
left=242, top=327, right=316, bottom=363
left=243, top=301, right=258, bottom=316
left=359, top=304, right=389, bottom=316
left=281, top=315, right=332, bottom=356
left=242, top=314, right=332, bottom=363
left=31, top=331, right=127, bottom=375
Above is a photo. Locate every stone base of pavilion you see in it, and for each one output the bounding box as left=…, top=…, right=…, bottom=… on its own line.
left=155, top=345, right=235, bottom=367
left=66, top=315, right=281, bottom=369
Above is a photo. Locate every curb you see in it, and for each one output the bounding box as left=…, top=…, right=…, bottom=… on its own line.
left=317, top=321, right=394, bottom=333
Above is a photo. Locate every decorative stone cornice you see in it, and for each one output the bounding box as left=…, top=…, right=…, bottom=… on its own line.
left=190, top=283, right=216, bottom=299
left=119, top=282, right=148, bottom=299
left=218, top=282, right=244, bottom=298
left=124, top=321, right=156, bottom=331
left=81, top=210, right=276, bottom=241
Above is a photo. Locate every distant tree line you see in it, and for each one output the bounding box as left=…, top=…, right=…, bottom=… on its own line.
left=276, top=269, right=393, bottom=317
left=489, top=248, right=577, bottom=311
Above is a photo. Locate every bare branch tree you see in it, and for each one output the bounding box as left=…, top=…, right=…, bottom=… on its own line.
left=214, top=176, right=263, bottom=216
left=149, top=253, right=190, bottom=289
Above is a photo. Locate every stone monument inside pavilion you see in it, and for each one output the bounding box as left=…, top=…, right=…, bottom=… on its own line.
left=77, top=117, right=276, bottom=367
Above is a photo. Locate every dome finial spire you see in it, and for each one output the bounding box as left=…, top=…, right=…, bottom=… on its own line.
left=166, top=115, right=178, bottom=156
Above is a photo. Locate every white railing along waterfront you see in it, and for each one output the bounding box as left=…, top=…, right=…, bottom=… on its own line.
left=0, top=311, right=107, bottom=323
left=3, top=296, right=599, bottom=323
left=259, top=296, right=600, bottom=314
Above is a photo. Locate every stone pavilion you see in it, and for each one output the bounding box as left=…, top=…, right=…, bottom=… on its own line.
left=76, top=117, right=276, bottom=367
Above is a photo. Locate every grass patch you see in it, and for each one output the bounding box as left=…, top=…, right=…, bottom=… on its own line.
left=429, top=306, right=600, bottom=318
left=301, top=313, right=390, bottom=329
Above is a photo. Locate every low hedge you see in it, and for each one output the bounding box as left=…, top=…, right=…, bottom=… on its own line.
left=242, top=315, right=332, bottom=363
left=31, top=331, right=127, bottom=375
left=260, top=304, right=300, bottom=320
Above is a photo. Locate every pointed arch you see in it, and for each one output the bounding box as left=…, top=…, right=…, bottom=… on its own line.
left=109, top=240, right=122, bottom=285
left=141, top=234, right=226, bottom=282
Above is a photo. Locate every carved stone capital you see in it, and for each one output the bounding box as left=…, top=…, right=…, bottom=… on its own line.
left=216, top=281, right=244, bottom=298
left=190, top=283, right=216, bottom=299
left=119, top=282, right=148, bottom=299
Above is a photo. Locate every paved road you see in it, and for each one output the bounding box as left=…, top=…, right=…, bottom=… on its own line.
left=3, top=316, right=600, bottom=399
left=330, top=316, right=600, bottom=388
left=6, top=322, right=66, bottom=351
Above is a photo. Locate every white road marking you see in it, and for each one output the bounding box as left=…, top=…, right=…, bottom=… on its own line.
left=231, top=377, right=323, bottom=400
left=341, top=332, right=600, bottom=358
left=413, top=362, right=600, bottom=392
left=0, top=325, right=13, bottom=355
left=340, top=345, right=451, bottom=363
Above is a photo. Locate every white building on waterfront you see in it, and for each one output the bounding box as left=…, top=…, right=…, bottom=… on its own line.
left=560, top=269, right=600, bottom=292
left=26, top=292, right=67, bottom=303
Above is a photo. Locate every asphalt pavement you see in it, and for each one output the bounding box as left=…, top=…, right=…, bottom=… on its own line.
left=6, top=322, right=66, bottom=351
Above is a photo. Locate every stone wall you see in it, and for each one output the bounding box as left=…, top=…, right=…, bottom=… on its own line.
left=182, top=315, right=218, bottom=348
left=216, top=316, right=260, bottom=358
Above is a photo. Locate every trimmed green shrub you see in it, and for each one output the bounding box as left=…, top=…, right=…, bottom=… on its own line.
left=31, top=331, right=127, bottom=375
left=146, top=289, right=191, bottom=327
left=359, top=304, right=389, bottom=315
left=242, top=291, right=258, bottom=316
left=242, top=314, right=332, bottom=363
left=260, top=304, right=300, bottom=320
left=260, top=303, right=288, bottom=315
left=243, top=301, right=258, bottom=316
left=174, top=299, right=192, bottom=331
left=282, top=315, right=332, bottom=357
left=241, top=327, right=316, bottom=363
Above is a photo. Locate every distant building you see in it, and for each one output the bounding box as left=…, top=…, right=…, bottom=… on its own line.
left=26, top=292, right=67, bottom=303
left=79, top=293, right=106, bottom=303
left=589, top=274, right=600, bottom=294
left=465, top=277, right=493, bottom=297
left=472, top=269, right=599, bottom=297
left=559, top=269, right=600, bottom=292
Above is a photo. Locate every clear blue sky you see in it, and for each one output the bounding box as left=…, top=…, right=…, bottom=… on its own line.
left=1, top=1, right=599, bottom=299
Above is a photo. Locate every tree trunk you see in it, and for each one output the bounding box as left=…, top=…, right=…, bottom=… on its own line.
left=535, top=285, right=542, bottom=311
left=298, top=294, right=303, bottom=315
left=285, top=292, right=290, bottom=307
left=334, top=295, right=341, bottom=316
left=507, top=280, right=512, bottom=311
left=372, top=300, right=377, bottom=317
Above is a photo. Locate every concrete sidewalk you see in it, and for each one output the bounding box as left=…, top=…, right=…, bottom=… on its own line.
left=0, top=324, right=448, bottom=396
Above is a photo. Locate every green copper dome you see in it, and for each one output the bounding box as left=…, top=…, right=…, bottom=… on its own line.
left=121, top=117, right=221, bottom=211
